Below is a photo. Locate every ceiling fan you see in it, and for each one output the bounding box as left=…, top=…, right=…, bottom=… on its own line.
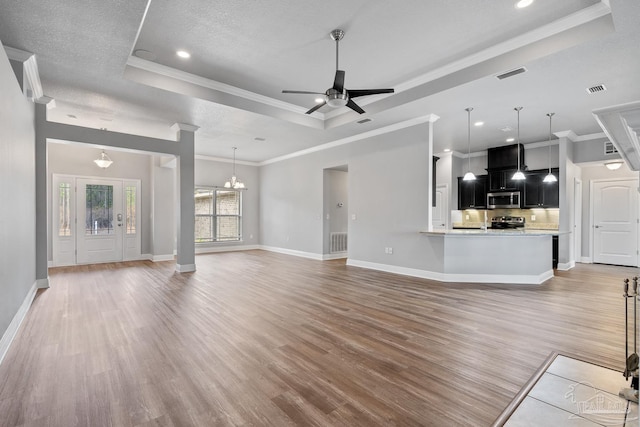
left=283, top=29, right=394, bottom=115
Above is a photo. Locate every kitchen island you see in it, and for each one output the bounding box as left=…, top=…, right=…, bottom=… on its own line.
left=419, top=229, right=564, bottom=285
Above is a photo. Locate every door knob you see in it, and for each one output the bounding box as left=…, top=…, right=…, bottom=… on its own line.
left=594, top=225, right=600, bottom=228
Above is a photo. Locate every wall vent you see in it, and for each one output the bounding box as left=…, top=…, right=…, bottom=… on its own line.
left=587, top=84, right=607, bottom=94
left=496, top=67, right=527, bottom=80
left=604, top=140, right=618, bottom=154
left=330, top=232, right=347, bottom=253
left=357, top=118, right=373, bottom=124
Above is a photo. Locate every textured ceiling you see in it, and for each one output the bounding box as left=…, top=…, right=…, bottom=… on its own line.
left=0, top=0, right=639, bottom=162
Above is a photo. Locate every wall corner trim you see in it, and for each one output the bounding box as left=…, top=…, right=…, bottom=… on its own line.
left=556, top=261, right=576, bottom=271
left=36, top=278, right=49, bottom=289
left=176, top=263, right=196, bottom=273
left=0, top=282, right=38, bottom=366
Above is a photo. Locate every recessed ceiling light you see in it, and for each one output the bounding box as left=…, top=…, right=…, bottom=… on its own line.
left=474, top=121, right=484, bottom=127
left=516, top=0, right=533, bottom=8
left=314, top=97, right=324, bottom=104
left=506, top=137, right=515, bottom=142
left=443, top=148, right=451, bottom=152
left=176, top=50, right=191, bottom=59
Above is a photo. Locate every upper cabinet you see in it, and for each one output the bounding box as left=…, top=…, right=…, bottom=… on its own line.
left=458, top=175, right=487, bottom=209
left=522, top=168, right=559, bottom=208
left=488, top=170, right=522, bottom=192
left=487, top=144, right=525, bottom=171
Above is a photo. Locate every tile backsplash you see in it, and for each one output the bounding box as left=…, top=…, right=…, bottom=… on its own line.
left=451, top=208, right=559, bottom=230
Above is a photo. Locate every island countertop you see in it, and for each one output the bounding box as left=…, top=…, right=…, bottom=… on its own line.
left=420, top=229, right=565, bottom=236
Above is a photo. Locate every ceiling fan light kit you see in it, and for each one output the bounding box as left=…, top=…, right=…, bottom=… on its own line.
left=282, top=29, right=394, bottom=115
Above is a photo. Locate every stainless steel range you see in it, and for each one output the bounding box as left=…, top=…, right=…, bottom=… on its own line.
left=490, top=216, right=525, bottom=229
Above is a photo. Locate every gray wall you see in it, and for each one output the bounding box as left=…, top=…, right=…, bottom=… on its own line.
left=260, top=124, right=446, bottom=272
left=47, top=143, right=153, bottom=257
left=195, top=158, right=260, bottom=248
left=0, top=43, right=36, bottom=338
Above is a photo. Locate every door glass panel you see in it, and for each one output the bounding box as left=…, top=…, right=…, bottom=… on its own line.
left=125, top=185, right=136, bottom=234
left=85, top=184, right=114, bottom=235
left=58, top=183, right=71, bottom=236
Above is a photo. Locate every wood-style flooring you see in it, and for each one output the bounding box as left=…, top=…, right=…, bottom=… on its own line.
left=0, top=251, right=636, bottom=426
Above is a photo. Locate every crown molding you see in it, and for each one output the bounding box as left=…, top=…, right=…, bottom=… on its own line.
left=195, top=154, right=259, bottom=167
left=4, top=46, right=44, bottom=100
left=171, top=123, right=200, bottom=132
left=394, top=2, right=612, bottom=94
left=260, top=114, right=435, bottom=166
left=127, top=56, right=318, bottom=118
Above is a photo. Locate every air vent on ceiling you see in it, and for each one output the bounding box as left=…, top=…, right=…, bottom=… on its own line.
left=604, top=140, right=618, bottom=154
left=254, top=137, right=266, bottom=141
left=357, top=118, right=373, bottom=124
left=496, top=67, right=527, bottom=80
left=587, top=84, right=607, bottom=94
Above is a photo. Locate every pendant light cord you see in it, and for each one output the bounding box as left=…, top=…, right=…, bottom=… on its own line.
left=466, top=107, right=473, bottom=171
left=515, top=107, right=523, bottom=172
left=547, top=113, right=554, bottom=173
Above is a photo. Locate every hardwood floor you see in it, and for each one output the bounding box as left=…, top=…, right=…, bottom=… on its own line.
left=0, top=251, right=636, bottom=426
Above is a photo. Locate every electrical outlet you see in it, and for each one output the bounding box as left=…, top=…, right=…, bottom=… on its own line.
left=388, top=247, right=393, bottom=254
left=531, top=215, right=536, bottom=221
left=465, top=214, right=470, bottom=220
left=326, top=213, right=330, bottom=220
left=249, top=234, right=253, bottom=239
left=352, top=214, right=357, bottom=220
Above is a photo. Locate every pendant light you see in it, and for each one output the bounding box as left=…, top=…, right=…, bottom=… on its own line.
left=462, top=107, right=476, bottom=181
left=94, top=150, right=113, bottom=168
left=543, top=113, right=558, bottom=183
left=512, top=107, right=525, bottom=181
left=223, top=147, right=245, bottom=189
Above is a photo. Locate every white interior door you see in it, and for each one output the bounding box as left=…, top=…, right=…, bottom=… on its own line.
left=76, top=178, right=124, bottom=264
left=432, top=184, right=448, bottom=230
left=592, top=179, right=638, bottom=267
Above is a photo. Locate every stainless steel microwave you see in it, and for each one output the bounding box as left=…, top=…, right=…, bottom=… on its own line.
left=487, top=191, right=520, bottom=209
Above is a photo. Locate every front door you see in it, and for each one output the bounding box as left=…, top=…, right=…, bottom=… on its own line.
left=76, top=179, right=123, bottom=264
left=592, top=178, right=639, bottom=267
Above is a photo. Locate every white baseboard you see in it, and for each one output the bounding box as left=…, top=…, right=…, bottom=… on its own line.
left=196, top=244, right=260, bottom=254
left=346, top=259, right=553, bottom=285
left=151, top=254, right=174, bottom=262
left=557, top=260, right=576, bottom=271
left=176, top=263, right=196, bottom=273
left=0, top=282, right=38, bottom=366
left=36, top=277, right=49, bottom=289
left=259, top=245, right=323, bottom=260
left=322, top=252, right=347, bottom=260
left=580, top=256, right=592, bottom=264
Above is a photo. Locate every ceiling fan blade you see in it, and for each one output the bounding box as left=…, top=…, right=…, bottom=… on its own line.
left=283, top=90, right=325, bottom=95
left=346, top=99, right=365, bottom=114
left=305, top=101, right=326, bottom=115
left=333, top=70, right=345, bottom=92
left=348, top=88, right=394, bottom=98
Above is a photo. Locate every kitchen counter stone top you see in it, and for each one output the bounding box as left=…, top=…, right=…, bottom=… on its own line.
left=421, top=229, right=566, bottom=236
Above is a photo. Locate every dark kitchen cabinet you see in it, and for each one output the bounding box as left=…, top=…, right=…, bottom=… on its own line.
left=487, top=144, right=525, bottom=170
left=458, top=175, right=487, bottom=209
left=523, top=168, right=559, bottom=208
left=488, top=170, right=522, bottom=192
